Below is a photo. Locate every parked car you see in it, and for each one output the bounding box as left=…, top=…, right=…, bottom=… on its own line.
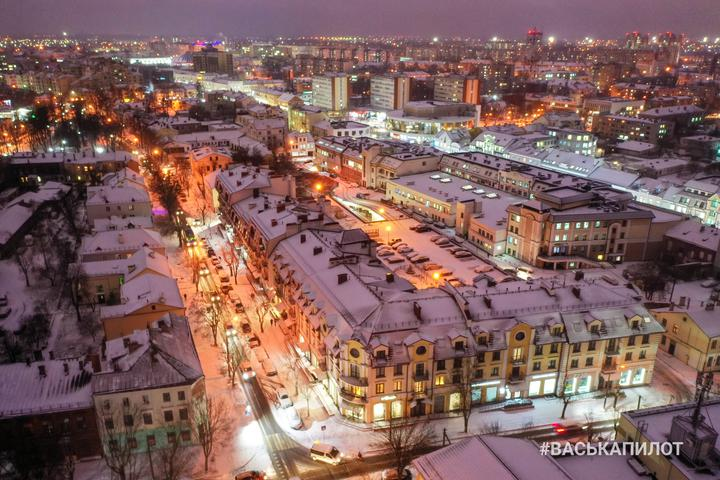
left=240, top=321, right=252, bottom=334
left=310, top=442, right=343, bottom=465
left=429, top=235, right=443, bottom=242
left=277, top=388, right=293, bottom=408
left=453, top=250, right=472, bottom=258
left=285, top=406, right=303, bottom=429
left=215, top=264, right=225, bottom=273
left=397, top=246, right=414, bottom=254
left=701, top=279, right=720, bottom=288
left=410, top=255, right=429, bottom=264
left=414, top=225, right=431, bottom=233
left=385, top=255, right=405, bottom=264
left=220, top=284, right=232, bottom=294
left=435, top=238, right=451, bottom=246
left=389, top=238, right=403, bottom=246
left=423, top=263, right=442, bottom=271
left=552, top=422, right=588, bottom=436
left=392, top=242, right=408, bottom=250
left=502, top=398, right=533, bottom=411
left=248, top=336, right=261, bottom=348
left=220, top=273, right=230, bottom=283
left=0, top=306, right=11, bottom=319
left=377, top=249, right=394, bottom=257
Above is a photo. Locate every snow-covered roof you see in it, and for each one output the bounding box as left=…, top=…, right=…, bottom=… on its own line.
left=100, top=272, right=183, bottom=319
left=86, top=183, right=150, bottom=206
left=80, top=228, right=163, bottom=257
left=664, top=219, right=720, bottom=252
left=92, top=314, right=203, bottom=394
left=81, top=247, right=172, bottom=280
left=92, top=215, right=154, bottom=232
left=0, top=360, right=93, bottom=417
left=215, top=164, right=272, bottom=195
left=412, top=435, right=573, bottom=480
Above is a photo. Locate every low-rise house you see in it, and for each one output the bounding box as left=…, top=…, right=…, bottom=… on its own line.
left=99, top=272, right=184, bottom=340
left=86, top=183, right=152, bottom=223
left=79, top=228, right=165, bottom=262
left=81, top=247, right=173, bottom=305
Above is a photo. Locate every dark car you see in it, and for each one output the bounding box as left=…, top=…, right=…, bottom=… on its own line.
left=502, top=398, right=533, bottom=411
left=240, top=322, right=252, bottom=334
left=235, top=301, right=245, bottom=314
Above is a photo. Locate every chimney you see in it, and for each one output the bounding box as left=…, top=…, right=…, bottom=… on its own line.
left=572, top=286, right=581, bottom=299
left=277, top=203, right=285, bottom=213
left=483, top=296, right=492, bottom=308
left=337, top=273, right=348, bottom=285
left=313, top=246, right=322, bottom=255
left=300, top=233, right=306, bottom=243
left=386, top=272, right=395, bottom=283
left=38, top=364, right=47, bottom=377
left=706, top=302, right=715, bottom=311
left=118, top=233, right=125, bottom=244
left=271, top=219, right=278, bottom=227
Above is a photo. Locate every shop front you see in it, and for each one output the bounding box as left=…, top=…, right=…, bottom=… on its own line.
left=563, top=374, right=594, bottom=395
left=528, top=373, right=558, bottom=397
left=371, top=396, right=405, bottom=422
left=471, top=380, right=501, bottom=405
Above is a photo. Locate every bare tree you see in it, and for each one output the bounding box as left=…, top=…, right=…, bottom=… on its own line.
left=454, top=366, right=474, bottom=433
left=14, top=247, right=33, bottom=287
left=480, top=420, right=501, bottom=434
left=224, top=333, right=245, bottom=387
left=222, top=246, right=244, bottom=285
left=191, top=396, right=229, bottom=473
left=298, top=381, right=314, bottom=418
left=98, top=405, right=145, bottom=480
left=202, top=307, right=222, bottom=346
left=146, top=425, right=195, bottom=480
left=17, top=302, right=51, bottom=353
left=373, top=418, right=436, bottom=478
left=283, top=358, right=300, bottom=396
left=0, top=327, right=22, bottom=362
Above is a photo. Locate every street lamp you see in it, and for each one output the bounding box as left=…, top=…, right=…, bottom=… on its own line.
left=385, top=224, right=391, bottom=244
left=432, top=271, right=441, bottom=285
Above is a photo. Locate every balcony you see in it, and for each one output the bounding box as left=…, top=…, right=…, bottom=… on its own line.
left=413, top=372, right=429, bottom=382
left=412, top=388, right=428, bottom=398
left=340, top=389, right=367, bottom=404
left=508, top=374, right=525, bottom=384
left=341, top=375, right=368, bottom=387
left=601, top=363, right=617, bottom=374
left=511, top=357, right=526, bottom=366
left=605, top=346, right=620, bottom=356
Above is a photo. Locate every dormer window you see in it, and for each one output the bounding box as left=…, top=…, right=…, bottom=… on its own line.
left=477, top=335, right=487, bottom=346
left=454, top=340, right=465, bottom=351
left=376, top=350, right=386, bottom=360
left=590, top=324, right=599, bottom=334
left=552, top=326, right=562, bottom=336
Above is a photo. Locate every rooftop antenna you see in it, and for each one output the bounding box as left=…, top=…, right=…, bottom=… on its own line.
left=692, top=371, right=713, bottom=427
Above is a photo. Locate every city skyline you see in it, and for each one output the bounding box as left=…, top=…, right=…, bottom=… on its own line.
left=1, top=0, right=719, bottom=39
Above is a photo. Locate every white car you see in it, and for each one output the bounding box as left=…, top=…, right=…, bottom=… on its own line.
left=397, top=246, right=414, bottom=254
left=377, top=249, right=394, bottom=257
left=285, top=406, right=303, bottom=430
left=277, top=388, right=293, bottom=408
left=701, top=279, right=720, bottom=288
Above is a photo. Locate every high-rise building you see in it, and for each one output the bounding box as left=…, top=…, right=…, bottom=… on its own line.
left=370, top=74, right=411, bottom=110
left=312, top=73, right=350, bottom=112
left=526, top=27, right=543, bottom=45
left=433, top=75, right=481, bottom=104
left=192, top=47, right=234, bottom=75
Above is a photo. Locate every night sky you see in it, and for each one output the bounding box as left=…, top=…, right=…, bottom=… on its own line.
left=1, top=0, right=718, bottom=39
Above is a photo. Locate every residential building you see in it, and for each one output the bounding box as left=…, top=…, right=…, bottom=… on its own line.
left=433, top=75, right=481, bottom=105
left=80, top=247, right=173, bottom=305
left=680, top=135, right=720, bottom=162
left=0, top=360, right=100, bottom=459
left=192, top=47, right=234, bottom=75
left=505, top=186, right=683, bottom=269
left=287, top=104, right=327, bottom=133
left=189, top=146, right=233, bottom=187
left=86, top=183, right=152, bottom=224
left=311, top=120, right=370, bottom=139
left=370, top=74, right=412, bottom=110
left=285, top=131, right=315, bottom=160
left=661, top=219, right=720, bottom=273
left=639, top=105, right=705, bottom=132
left=592, top=114, right=673, bottom=145
left=92, top=314, right=204, bottom=452
left=79, top=228, right=165, bottom=262
left=312, top=73, right=350, bottom=112
left=653, top=303, right=720, bottom=373
left=99, top=272, right=184, bottom=340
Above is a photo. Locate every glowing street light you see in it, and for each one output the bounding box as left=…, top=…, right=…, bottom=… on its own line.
left=385, top=224, right=391, bottom=243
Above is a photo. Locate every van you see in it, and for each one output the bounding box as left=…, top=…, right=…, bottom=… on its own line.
left=310, top=442, right=343, bottom=465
